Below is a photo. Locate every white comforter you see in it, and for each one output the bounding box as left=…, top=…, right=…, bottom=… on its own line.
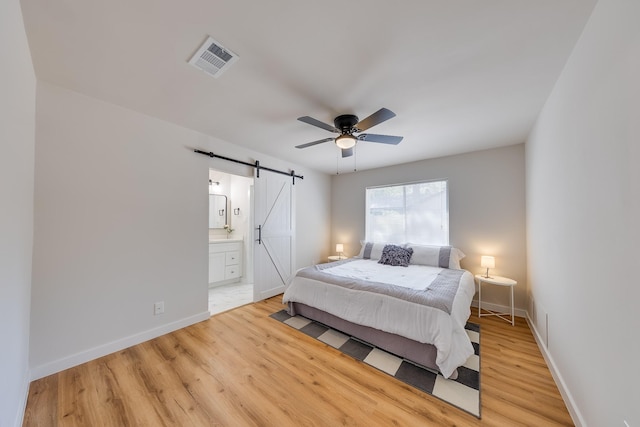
left=282, top=259, right=476, bottom=378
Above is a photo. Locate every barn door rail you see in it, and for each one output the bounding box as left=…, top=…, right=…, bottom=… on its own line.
left=194, top=149, right=303, bottom=184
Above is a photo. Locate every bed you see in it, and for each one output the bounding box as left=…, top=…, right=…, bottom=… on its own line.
left=282, top=243, right=476, bottom=379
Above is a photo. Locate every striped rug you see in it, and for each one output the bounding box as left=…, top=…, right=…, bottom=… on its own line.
left=270, top=309, right=481, bottom=418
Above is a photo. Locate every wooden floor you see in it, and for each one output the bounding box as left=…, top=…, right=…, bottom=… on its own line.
left=24, top=297, right=573, bottom=426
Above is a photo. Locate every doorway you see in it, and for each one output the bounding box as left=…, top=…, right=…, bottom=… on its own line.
left=208, top=169, right=254, bottom=315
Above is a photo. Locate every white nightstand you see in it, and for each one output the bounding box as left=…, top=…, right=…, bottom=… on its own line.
left=327, top=255, right=348, bottom=262
left=475, top=274, right=517, bottom=326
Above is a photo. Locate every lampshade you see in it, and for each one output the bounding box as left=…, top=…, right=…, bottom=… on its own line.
left=335, top=134, right=357, bottom=149
left=336, top=243, right=344, bottom=253
left=481, top=256, right=495, bottom=269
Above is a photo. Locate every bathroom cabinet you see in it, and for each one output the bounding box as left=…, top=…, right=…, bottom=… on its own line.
left=208, top=240, right=242, bottom=286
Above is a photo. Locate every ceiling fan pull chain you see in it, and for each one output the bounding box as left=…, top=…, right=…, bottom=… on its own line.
left=354, top=145, right=357, bottom=172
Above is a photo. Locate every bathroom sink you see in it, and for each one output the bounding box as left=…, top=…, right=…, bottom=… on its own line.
left=209, top=238, right=242, bottom=243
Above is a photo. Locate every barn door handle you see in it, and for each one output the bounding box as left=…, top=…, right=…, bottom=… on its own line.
left=257, top=225, right=262, bottom=245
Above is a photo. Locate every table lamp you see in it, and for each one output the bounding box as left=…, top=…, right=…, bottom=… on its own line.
left=336, top=243, right=344, bottom=258
left=481, top=256, right=495, bottom=278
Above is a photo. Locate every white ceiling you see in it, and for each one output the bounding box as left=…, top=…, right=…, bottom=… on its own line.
left=21, top=0, right=597, bottom=174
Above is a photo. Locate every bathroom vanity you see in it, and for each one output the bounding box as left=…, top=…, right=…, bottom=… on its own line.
left=208, top=239, right=243, bottom=286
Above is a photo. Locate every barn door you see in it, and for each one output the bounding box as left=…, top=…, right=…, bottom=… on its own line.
left=253, top=170, right=295, bottom=301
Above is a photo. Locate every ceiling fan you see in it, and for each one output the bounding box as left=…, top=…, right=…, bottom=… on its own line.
left=295, top=108, right=403, bottom=158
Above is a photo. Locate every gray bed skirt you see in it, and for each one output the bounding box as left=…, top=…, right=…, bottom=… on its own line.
left=287, top=302, right=458, bottom=379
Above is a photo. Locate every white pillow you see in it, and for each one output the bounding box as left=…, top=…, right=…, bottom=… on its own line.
left=355, top=241, right=388, bottom=261
left=406, top=244, right=465, bottom=269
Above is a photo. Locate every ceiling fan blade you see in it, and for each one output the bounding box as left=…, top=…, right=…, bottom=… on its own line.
left=295, top=137, right=334, bottom=149
left=297, top=116, right=339, bottom=133
left=358, top=133, right=403, bottom=145
left=341, top=147, right=354, bottom=158
left=355, top=108, right=396, bottom=132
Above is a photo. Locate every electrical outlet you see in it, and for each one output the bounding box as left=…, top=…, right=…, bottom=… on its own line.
left=154, top=301, right=164, bottom=315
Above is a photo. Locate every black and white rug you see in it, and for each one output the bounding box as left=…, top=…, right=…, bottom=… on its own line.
left=270, top=309, right=481, bottom=418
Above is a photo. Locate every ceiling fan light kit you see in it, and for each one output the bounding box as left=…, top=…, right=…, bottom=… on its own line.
left=295, top=108, right=403, bottom=158
left=335, top=134, right=357, bottom=149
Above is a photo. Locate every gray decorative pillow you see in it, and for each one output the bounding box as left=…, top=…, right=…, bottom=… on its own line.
left=378, top=244, right=414, bottom=267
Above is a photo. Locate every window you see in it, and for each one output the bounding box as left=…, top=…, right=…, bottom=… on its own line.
left=365, top=180, right=449, bottom=245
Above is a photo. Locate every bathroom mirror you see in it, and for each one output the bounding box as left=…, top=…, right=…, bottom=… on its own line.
left=209, top=194, right=228, bottom=229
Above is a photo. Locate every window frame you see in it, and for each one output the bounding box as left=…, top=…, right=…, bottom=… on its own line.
left=364, top=179, right=449, bottom=245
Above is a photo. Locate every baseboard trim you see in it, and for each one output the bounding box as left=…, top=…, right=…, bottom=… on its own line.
left=470, top=300, right=527, bottom=318
left=29, top=311, right=211, bottom=381
left=525, top=311, right=585, bottom=427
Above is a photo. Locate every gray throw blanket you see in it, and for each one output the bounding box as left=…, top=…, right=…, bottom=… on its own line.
left=298, top=260, right=463, bottom=314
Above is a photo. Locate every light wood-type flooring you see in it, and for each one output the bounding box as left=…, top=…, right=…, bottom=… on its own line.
left=23, top=296, right=573, bottom=426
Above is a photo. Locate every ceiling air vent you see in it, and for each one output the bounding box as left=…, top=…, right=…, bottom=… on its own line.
left=188, top=36, right=239, bottom=78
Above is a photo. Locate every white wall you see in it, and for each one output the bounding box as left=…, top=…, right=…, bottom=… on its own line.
left=30, top=81, right=331, bottom=378
left=331, top=144, right=527, bottom=311
left=526, top=0, right=640, bottom=425
left=295, top=171, right=332, bottom=268
left=0, top=1, right=36, bottom=425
